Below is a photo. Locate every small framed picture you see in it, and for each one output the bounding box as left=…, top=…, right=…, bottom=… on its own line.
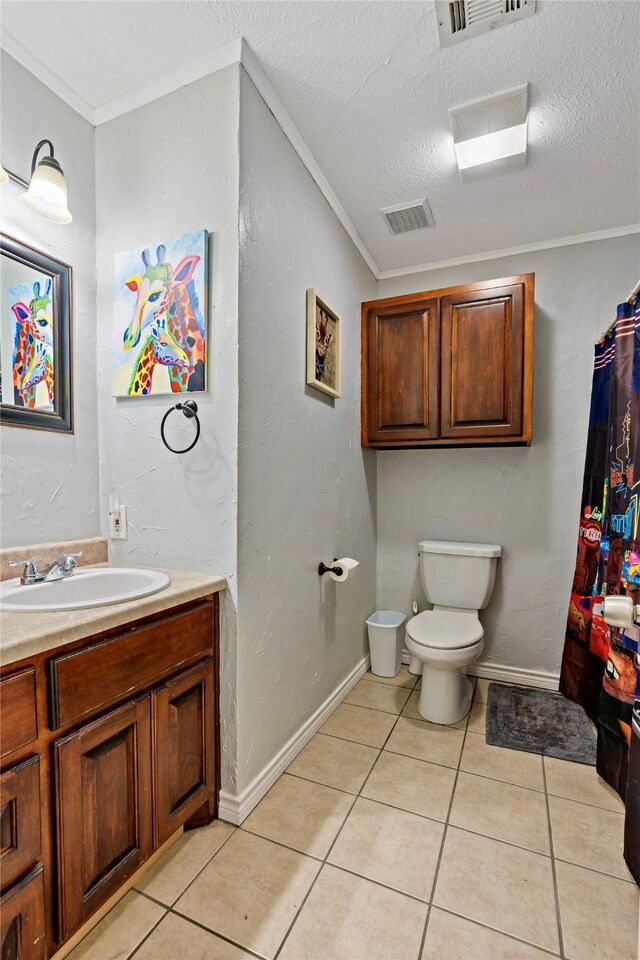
left=306, top=289, right=341, bottom=399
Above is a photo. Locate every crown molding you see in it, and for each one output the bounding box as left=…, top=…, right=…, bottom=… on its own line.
left=93, top=38, right=243, bottom=125
left=1, top=29, right=95, bottom=123
left=377, top=224, right=640, bottom=280
left=4, top=30, right=638, bottom=283
left=238, top=40, right=379, bottom=277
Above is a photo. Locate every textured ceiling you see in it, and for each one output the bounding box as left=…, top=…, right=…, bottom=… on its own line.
left=2, top=0, right=639, bottom=272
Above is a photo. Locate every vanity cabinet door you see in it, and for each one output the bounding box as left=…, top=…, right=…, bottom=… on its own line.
left=362, top=298, right=440, bottom=444
left=152, top=660, right=215, bottom=846
left=0, top=863, right=46, bottom=960
left=53, top=698, right=152, bottom=939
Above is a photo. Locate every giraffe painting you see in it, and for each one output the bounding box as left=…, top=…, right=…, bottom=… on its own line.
left=128, top=323, right=190, bottom=397
left=9, top=277, right=55, bottom=408
left=112, top=230, right=207, bottom=398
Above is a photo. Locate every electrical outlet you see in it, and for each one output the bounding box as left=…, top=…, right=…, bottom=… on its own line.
left=109, top=505, right=128, bottom=540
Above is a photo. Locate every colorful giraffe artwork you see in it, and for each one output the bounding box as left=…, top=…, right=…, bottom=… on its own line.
left=112, top=230, right=208, bottom=397
left=8, top=275, right=55, bottom=409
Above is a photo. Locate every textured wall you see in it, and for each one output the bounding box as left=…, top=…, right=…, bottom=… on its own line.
left=376, top=235, right=640, bottom=677
left=236, top=70, right=377, bottom=795
left=1, top=53, right=99, bottom=547
left=95, top=66, right=241, bottom=791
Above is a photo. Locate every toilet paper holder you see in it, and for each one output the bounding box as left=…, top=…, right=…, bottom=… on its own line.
left=318, top=559, right=343, bottom=577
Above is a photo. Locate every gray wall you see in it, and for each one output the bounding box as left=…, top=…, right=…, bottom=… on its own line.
left=1, top=52, right=99, bottom=547
left=376, top=235, right=640, bottom=678
left=236, top=70, right=377, bottom=795
left=95, top=65, right=241, bottom=792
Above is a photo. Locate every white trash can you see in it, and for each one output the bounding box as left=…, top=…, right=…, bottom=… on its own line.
left=366, top=611, right=406, bottom=678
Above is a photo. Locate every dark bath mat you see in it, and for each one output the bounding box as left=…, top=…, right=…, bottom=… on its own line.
left=485, top=683, right=597, bottom=765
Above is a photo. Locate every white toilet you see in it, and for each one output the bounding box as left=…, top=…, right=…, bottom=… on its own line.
left=405, top=540, right=501, bottom=725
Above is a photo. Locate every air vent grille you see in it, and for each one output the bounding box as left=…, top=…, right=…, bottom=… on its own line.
left=381, top=200, right=436, bottom=235
left=437, top=0, right=535, bottom=46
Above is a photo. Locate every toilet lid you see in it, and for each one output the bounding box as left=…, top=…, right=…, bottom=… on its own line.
left=406, top=610, right=484, bottom=650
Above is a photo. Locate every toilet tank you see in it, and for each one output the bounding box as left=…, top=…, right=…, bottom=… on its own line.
left=419, top=540, right=501, bottom=610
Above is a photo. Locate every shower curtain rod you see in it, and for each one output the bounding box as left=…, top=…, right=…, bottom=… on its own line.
left=597, top=279, right=640, bottom=343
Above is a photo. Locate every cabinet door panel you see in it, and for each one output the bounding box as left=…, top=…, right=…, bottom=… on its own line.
left=54, top=698, right=152, bottom=939
left=152, top=660, right=214, bottom=846
left=0, top=756, right=41, bottom=890
left=441, top=284, right=524, bottom=438
left=365, top=299, right=439, bottom=443
left=0, top=864, right=46, bottom=960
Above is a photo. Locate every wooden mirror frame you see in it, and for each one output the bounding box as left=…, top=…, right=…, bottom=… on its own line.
left=0, top=233, right=73, bottom=433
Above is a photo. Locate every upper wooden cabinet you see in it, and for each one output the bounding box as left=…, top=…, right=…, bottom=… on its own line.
left=361, top=275, right=534, bottom=447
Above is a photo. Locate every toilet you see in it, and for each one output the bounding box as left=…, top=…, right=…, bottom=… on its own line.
left=405, top=540, right=501, bottom=725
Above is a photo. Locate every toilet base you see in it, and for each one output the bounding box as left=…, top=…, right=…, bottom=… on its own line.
left=408, top=655, right=423, bottom=676
left=418, top=669, right=473, bottom=725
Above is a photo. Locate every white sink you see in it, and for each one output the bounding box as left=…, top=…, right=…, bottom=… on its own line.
left=0, top=567, right=171, bottom=612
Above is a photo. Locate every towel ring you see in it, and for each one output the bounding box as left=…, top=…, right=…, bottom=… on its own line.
left=160, top=399, right=201, bottom=454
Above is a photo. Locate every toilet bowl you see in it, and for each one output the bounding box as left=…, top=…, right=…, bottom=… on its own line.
left=406, top=611, right=484, bottom=724
left=406, top=540, right=501, bottom=725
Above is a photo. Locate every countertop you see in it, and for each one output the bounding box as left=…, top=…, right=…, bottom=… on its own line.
left=0, top=564, right=226, bottom=667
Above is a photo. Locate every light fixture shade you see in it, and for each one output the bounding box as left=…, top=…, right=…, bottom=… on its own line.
left=0, top=165, right=8, bottom=184
left=20, top=156, right=72, bottom=223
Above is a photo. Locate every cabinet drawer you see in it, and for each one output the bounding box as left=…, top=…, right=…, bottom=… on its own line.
left=48, top=601, right=214, bottom=729
left=0, top=668, right=38, bottom=759
left=0, top=863, right=46, bottom=960
left=1, top=756, right=41, bottom=890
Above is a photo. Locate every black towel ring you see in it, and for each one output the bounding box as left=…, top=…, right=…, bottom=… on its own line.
left=160, top=399, right=201, bottom=454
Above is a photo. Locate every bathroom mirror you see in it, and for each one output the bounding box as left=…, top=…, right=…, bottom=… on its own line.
left=0, top=232, right=73, bottom=432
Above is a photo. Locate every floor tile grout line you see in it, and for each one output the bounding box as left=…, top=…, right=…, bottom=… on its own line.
left=432, top=904, right=563, bottom=958
left=123, top=902, right=170, bottom=960
left=551, top=856, right=637, bottom=885
left=134, top=889, right=172, bottom=910
left=543, top=755, right=566, bottom=960
left=143, top=826, right=237, bottom=913
left=283, top=768, right=560, bottom=860
left=84, top=827, right=237, bottom=960
left=418, top=703, right=471, bottom=960
left=272, top=690, right=415, bottom=960
left=544, top=788, right=626, bottom=815
left=169, top=906, right=268, bottom=960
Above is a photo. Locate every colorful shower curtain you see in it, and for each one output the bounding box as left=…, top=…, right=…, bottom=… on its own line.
left=560, top=297, right=640, bottom=885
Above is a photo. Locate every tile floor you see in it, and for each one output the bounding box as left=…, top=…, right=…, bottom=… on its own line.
left=68, top=670, right=639, bottom=960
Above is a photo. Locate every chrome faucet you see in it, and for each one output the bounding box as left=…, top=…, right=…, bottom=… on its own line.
left=9, top=551, right=82, bottom=585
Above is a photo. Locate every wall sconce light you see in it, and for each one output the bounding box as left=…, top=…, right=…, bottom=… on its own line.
left=21, top=140, right=73, bottom=223
left=1, top=139, right=72, bottom=224
left=449, top=83, right=529, bottom=183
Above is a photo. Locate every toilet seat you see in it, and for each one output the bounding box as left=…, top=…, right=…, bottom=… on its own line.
left=406, top=610, right=484, bottom=650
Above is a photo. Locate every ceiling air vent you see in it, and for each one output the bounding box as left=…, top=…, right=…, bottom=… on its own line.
left=436, top=0, right=536, bottom=47
left=381, top=199, right=436, bottom=236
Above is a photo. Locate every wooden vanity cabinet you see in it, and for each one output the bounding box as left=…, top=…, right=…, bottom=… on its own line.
left=361, top=275, right=534, bottom=447
left=0, top=594, right=219, bottom=959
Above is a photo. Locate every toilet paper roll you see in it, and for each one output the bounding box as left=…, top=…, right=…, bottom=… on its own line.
left=330, top=558, right=359, bottom=582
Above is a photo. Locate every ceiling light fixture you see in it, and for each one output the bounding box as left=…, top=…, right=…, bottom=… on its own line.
left=0, top=165, right=9, bottom=185
left=449, top=83, right=529, bottom=182
left=19, top=139, right=73, bottom=224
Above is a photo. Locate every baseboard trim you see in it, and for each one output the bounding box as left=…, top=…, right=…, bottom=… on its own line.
left=401, top=651, right=559, bottom=691
left=218, top=655, right=370, bottom=825
left=467, top=662, right=560, bottom=691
